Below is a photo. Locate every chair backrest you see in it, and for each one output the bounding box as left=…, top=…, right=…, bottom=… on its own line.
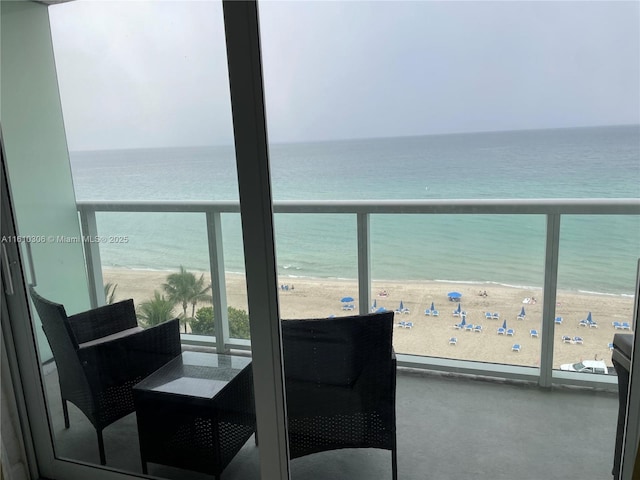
left=29, top=287, right=87, bottom=390
left=281, top=311, right=395, bottom=388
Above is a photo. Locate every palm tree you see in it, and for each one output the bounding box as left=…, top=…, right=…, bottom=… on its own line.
left=190, top=276, right=212, bottom=318
left=162, top=266, right=212, bottom=333
left=103, top=282, right=118, bottom=304
left=137, top=291, right=176, bottom=327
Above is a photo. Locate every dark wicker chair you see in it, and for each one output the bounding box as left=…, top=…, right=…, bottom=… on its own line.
left=29, top=287, right=182, bottom=465
left=281, top=311, right=397, bottom=479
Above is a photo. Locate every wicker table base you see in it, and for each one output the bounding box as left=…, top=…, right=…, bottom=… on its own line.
left=133, top=352, right=255, bottom=479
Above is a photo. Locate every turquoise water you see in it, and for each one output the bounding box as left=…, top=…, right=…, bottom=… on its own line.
left=69, top=125, right=640, bottom=295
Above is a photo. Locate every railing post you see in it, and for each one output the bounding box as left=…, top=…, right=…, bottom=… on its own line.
left=357, top=213, right=371, bottom=314
left=206, top=211, right=230, bottom=352
left=539, top=213, right=561, bottom=388
left=78, top=207, right=105, bottom=308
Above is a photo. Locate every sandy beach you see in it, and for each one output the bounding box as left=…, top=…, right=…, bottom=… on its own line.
left=104, top=267, right=635, bottom=370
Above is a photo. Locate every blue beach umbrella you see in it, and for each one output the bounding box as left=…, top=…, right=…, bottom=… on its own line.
left=399, top=300, right=405, bottom=310
left=460, top=316, right=466, bottom=326
left=372, top=299, right=377, bottom=309
left=448, top=291, right=462, bottom=300
left=455, top=303, right=462, bottom=314
left=430, top=302, right=435, bottom=311
left=341, top=296, right=354, bottom=303
left=519, top=306, right=526, bottom=317
left=502, top=319, right=507, bottom=330
left=586, top=311, right=593, bottom=323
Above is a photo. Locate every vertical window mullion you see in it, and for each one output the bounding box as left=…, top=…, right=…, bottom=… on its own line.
left=222, top=2, right=290, bottom=480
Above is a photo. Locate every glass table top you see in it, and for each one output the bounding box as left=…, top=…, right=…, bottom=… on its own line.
left=135, top=351, right=252, bottom=399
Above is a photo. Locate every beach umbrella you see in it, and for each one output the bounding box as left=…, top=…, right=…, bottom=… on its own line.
left=455, top=303, right=461, bottom=314
left=519, top=306, right=526, bottom=317
left=399, top=300, right=404, bottom=310
left=586, top=311, right=593, bottom=323
left=502, top=319, right=507, bottom=330
left=341, top=296, right=354, bottom=303
left=448, top=291, right=462, bottom=300
left=430, top=302, right=435, bottom=311
left=372, top=299, right=377, bottom=309
left=460, top=316, right=466, bottom=326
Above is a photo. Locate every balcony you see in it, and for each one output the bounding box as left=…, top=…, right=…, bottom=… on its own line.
left=75, top=198, right=640, bottom=391
left=43, top=354, right=618, bottom=479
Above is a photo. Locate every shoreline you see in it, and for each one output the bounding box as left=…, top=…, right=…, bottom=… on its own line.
left=102, top=266, right=635, bottom=299
left=103, top=266, right=635, bottom=370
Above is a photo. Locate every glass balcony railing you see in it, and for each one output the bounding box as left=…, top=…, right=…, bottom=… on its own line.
left=77, top=198, right=640, bottom=390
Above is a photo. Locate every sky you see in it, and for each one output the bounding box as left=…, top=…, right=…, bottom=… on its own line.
left=48, top=1, right=640, bottom=151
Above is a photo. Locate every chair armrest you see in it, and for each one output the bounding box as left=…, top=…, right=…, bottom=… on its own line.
left=78, top=318, right=181, bottom=388
left=68, top=299, right=138, bottom=344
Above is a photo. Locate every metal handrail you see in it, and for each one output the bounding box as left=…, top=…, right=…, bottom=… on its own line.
left=78, top=198, right=640, bottom=214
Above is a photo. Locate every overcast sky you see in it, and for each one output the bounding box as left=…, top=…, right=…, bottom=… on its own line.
left=49, top=1, right=640, bottom=151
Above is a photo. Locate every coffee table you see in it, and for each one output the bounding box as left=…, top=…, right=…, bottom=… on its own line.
left=133, top=351, right=255, bottom=479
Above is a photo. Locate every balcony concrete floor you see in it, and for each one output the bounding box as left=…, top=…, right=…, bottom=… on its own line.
left=44, top=363, right=618, bottom=480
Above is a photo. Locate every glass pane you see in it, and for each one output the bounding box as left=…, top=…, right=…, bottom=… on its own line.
left=3, top=1, right=258, bottom=477
left=554, top=215, right=639, bottom=373
left=259, top=1, right=639, bottom=479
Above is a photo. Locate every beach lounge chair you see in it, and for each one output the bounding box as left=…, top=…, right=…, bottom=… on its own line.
left=431, top=309, right=439, bottom=317
left=395, top=301, right=409, bottom=315
left=608, top=342, right=615, bottom=351
left=449, top=337, right=458, bottom=345
left=562, top=335, right=572, bottom=343
left=404, top=321, right=413, bottom=329
left=453, top=310, right=460, bottom=317
left=573, top=336, right=584, bottom=345
left=464, top=324, right=474, bottom=332
left=579, top=319, right=589, bottom=327
left=343, top=304, right=355, bottom=311
left=474, top=325, right=483, bottom=333
left=613, top=321, right=622, bottom=329
left=485, top=312, right=492, bottom=320
left=492, top=312, right=500, bottom=320
left=506, top=328, right=515, bottom=336
left=517, top=313, right=526, bottom=321
left=497, top=327, right=506, bottom=335
left=512, top=344, right=521, bottom=352
left=622, top=322, right=631, bottom=330
left=424, top=309, right=431, bottom=316
left=589, top=320, right=598, bottom=328
left=529, top=329, right=539, bottom=338
left=555, top=317, right=563, bottom=325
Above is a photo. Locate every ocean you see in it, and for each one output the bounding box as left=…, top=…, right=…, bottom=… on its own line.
left=69, top=125, right=640, bottom=296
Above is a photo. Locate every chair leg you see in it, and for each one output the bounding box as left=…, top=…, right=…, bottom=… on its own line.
left=97, top=429, right=106, bottom=465
left=391, top=447, right=398, bottom=480
left=61, top=397, right=69, bottom=429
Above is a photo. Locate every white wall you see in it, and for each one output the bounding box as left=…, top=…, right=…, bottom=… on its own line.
left=1, top=1, right=91, bottom=361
